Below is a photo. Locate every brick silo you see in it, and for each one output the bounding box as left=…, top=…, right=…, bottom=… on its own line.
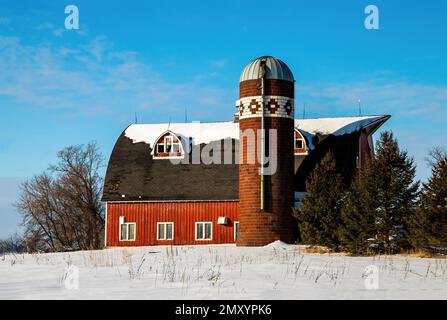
left=236, top=56, right=296, bottom=246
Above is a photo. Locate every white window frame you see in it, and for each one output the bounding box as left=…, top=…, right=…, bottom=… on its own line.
left=157, top=222, right=174, bottom=241
left=164, top=136, right=173, bottom=153
left=234, top=221, right=240, bottom=241
left=153, top=131, right=185, bottom=160
left=119, top=222, right=136, bottom=241
left=195, top=222, right=213, bottom=241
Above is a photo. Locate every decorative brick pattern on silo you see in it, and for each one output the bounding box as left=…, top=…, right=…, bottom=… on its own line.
left=236, top=57, right=296, bottom=246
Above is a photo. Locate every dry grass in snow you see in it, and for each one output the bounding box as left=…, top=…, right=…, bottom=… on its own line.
left=0, top=241, right=446, bottom=300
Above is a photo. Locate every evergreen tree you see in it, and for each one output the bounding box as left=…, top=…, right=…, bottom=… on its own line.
left=298, top=152, right=345, bottom=250
left=339, top=163, right=377, bottom=255
left=409, top=148, right=447, bottom=249
left=340, top=131, right=419, bottom=254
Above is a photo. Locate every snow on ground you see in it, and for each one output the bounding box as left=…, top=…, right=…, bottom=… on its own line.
left=1, top=243, right=446, bottom=300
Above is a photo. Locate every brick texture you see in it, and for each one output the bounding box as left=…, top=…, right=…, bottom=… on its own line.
left=239, top=79, right=294, bottom=99
left=237, top=80, right=295, bottom=246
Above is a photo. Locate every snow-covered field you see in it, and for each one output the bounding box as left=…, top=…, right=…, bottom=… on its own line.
left=1, top=242, right=446, bottom=300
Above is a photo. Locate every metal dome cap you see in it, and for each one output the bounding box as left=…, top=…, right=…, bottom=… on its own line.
left=239, top=56, right=294, bottom=82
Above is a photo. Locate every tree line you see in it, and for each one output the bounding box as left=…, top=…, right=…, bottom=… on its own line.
left=295, top=131, right=447, bottom=255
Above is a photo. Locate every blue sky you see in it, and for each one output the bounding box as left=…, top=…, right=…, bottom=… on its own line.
left=0, top=0, right=446, bottom=238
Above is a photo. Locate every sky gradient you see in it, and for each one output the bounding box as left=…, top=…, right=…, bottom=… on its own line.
left=1, top=0, right=446, bottom=238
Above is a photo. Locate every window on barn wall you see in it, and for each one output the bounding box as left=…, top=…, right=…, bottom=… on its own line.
left=234, top=221, right=240, bottom=241
left=294, top=129, right=308, bottom=155
left=120, top=222, right=136, bottom=241
left=153, top=131, right=184, bottom=159
left=157, top=222, right=174, bottom=240
left=195, top=222, right=212, bottom=241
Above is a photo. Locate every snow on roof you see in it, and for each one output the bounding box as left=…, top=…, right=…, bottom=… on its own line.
left=125, top=121, right=239, bottom=150
left=124, top=116, right=389, bottom=151
left=295, top=115, right=386, bottom=136
left=295, top=115, right=389, bottom=150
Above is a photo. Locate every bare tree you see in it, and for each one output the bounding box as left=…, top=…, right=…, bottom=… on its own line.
left=0, top=233, right=26, bottom=254
left=16, top=142, right=105, bottom=252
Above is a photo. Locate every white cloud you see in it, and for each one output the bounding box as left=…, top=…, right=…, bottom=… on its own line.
left=0, top=35, right=233, bottom=120
left=34, top=22, right=54, bottom=30
left=34, top=22, right=88, bottom=38
left=298, top=80, right=447, bottom=122
left=209, top=59, right=227, bottom=68
left=52, top=28, right=65, bottom=37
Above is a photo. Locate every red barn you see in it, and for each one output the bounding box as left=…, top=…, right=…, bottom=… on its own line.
left=102, top=56, right=390, bottom=247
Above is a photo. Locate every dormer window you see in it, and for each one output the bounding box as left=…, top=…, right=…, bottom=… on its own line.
left=294, top=129, right=308, bottom=155
left=153, top=131, right=184, bottom=159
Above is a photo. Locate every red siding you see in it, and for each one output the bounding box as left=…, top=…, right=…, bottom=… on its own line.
left=106, top=201, right=239, bottom=247
left=294, top=130, right=308, bottom=155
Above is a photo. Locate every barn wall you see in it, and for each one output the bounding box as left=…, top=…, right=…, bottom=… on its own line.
left=358, top=131, right=371, bottom=169
left=106, top=201, right=239, bottom=246
left=294, top=132, right=361, bottom=192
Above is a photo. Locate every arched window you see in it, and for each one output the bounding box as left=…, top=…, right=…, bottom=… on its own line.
left=152, top=131, right=184, bottom=159
left=294, top=129, right=308, bottom=155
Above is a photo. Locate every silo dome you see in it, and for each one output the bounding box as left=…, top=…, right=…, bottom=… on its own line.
left=239, top=56, right=294, bottom=82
